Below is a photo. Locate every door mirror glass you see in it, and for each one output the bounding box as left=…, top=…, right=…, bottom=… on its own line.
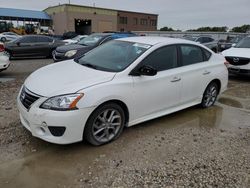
left=138, top=65, right=157, bottom=76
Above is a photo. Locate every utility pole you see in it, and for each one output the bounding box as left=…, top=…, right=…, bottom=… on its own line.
left=69, top=0, right=71, bottom=4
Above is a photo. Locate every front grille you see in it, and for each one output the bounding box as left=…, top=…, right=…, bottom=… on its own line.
left=20, top=87, right=40, bottom=110
left=225, top=56, right=250, bottom=66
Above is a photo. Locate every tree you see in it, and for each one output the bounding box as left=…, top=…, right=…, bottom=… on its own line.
left=159, top=26, right=175, bottom=31
left=231, top=25, right=250, bottom=33
left=187, top=26, right=228, bottom=32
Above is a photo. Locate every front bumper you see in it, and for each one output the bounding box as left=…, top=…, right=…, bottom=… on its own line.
left=228, top=67, right=250, bottom=76
left=52, top=50, right=68, bottom=62
left=17, top=93, right=95, bottom=144
left=0, top=54, right=10, bottom=70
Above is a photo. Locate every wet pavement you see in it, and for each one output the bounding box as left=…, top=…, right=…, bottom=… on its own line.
left=0, top=59, right=249, bottom=187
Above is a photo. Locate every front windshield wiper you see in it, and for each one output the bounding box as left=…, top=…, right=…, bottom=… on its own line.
left=81, top=63, right=98, bottom=70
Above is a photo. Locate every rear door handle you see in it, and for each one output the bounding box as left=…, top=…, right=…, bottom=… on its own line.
left=203, top=70, right=211, bottom=75
left=171, top=77, right=181, bottom=82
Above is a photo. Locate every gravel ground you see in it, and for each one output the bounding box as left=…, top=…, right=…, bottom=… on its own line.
left=0, top=59, right=249, bottom=188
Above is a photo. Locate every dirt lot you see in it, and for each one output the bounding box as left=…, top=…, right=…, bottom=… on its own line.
left=0, top=59, right=250, bottom=188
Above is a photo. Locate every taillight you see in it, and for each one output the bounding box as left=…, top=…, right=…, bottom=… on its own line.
left=0, top=43, right=4, bottom=52
left=224, top=61, right=230, bottom=68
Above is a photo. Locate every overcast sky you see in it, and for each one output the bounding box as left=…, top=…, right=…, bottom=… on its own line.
left=1, top=0, right=250, bottom=30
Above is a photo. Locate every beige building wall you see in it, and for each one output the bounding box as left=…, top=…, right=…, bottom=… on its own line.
left=45, top=5, right=117, bottom=35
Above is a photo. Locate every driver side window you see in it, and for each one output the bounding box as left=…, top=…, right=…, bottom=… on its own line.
left=140, top=45, right=178, bottom=71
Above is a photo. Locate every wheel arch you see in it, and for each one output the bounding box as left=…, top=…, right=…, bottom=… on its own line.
left=87, top=99, right=130, bottom=127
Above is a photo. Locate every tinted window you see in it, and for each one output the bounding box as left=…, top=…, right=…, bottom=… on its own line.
left=140, top=45, right=178, bottom=71
left=180, top=45, right=204, bottom=66
left=202, top=48, right=212, bottom=61
left=36, top=36, right=53, bottom=43
left=99, top=37, right=112, bottom=45
left=20, top=36, right=37, bottom=43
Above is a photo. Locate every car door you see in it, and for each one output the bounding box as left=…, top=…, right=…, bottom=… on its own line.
left=11, top=36, right=37, bottom=56
left=33, top=36, right=52, bottom=56
left=177, top=44, right=211, bottom=105
left=131, top=45, right=182, bottom=120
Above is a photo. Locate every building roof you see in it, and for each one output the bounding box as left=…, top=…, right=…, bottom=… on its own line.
left=0, top=7, right=51, bottom=20
left=44, top=4, right=158, bottom=16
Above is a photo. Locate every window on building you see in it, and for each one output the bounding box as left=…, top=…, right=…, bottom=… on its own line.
left=133, top=18, right=138, bottom=25
left=150, top=20, right=157, bottom=26
left=119, top=17, right=128, bottom=24
left=140, top=19, right=148, bottom=26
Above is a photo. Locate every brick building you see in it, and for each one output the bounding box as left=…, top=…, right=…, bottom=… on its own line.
left=44, top=4, right=158, bottom=35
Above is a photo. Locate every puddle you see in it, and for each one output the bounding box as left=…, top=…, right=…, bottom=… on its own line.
left=218, top=97, right=243, bottom=109
left=0, top=105, right=249, bottom=187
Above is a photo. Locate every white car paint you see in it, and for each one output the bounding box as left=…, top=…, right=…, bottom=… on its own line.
left=17, top=37, right=228, bottom=144
left=222, top=47, right=250, bottom=71
left=63, top=35, right=88, bottom=45
left=0, top=52, right=10, bottom=71
left=0, top=32, right=21, bottom=42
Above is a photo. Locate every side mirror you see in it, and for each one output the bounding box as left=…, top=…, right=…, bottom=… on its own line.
left=232, top=43, right=236, bottom=47
left=16, top=42, right=20, bottom=46
left=130, top=65, right=157, bottom=76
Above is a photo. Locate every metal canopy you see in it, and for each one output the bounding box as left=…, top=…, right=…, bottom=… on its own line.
left=0, top=8, right=51, bottom=21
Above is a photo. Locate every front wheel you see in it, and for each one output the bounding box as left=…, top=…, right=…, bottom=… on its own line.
left=1, top=37, right=6, bottom=42
left=84, top=103, right=125, bottom=146
left=201, top=82, right=219, bottom=108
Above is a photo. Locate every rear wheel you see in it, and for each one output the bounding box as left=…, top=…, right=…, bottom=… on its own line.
left=201, top=82, right=219, bottom=108
left=84, top=103, right=125, bottom=146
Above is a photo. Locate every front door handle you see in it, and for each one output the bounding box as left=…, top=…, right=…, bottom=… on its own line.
left=171, top=77, right=181, bottom=82
left=203, top=70, right=211, bottom=75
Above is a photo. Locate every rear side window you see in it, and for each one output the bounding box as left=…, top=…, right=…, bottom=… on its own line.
left=180, top=45, right=204, bottom=66
left=36, top=36, right=53, bottom=42
left=20, top=36, right=37, bottom=43
left=140, top=45, right=178, bottom=71
left=202, top=48, right=212, bottom=61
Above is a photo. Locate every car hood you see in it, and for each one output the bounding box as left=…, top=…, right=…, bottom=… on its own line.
left=56, top=44, right=87, bottom=53
left=222, top=47, right=250, bottom=58
left=24, top=60, right=116, bottom=97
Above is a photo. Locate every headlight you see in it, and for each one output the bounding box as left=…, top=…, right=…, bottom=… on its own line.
left=40, top=93, right=84, bottom=111
left=65, top=50, right=77, bottom=57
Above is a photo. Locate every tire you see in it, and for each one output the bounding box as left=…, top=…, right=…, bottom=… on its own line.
left=84, top=103, right=125, bottom=146
left=201, top=82, right=219, bottom=108
left=1, top=37, right=6, bottom=42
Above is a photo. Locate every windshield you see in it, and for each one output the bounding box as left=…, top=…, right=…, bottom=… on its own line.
left=72, top=35, right=85, bottom=41
left=235, top=37, right=250, bottom=48
left=184, top=36, right=198, bottom=42
left=230, top=36, right=243, bottom=44
left=75, top=40, right=151, bottom=72
left=77, top=35, right=103, bottom=46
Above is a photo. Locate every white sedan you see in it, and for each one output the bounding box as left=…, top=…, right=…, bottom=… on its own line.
left=0, top=32, right=21, bottom=42
left=222, top=36, right=250, bottom=76
left=17, top=37, right=228, bottom=145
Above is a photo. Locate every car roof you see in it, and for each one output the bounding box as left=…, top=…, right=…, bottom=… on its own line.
left=117, top=36, right=199, bottom=46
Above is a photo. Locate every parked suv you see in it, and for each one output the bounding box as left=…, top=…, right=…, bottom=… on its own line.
left=222, top=36, right=250, bottom=76
left=53, top=32, right=137, bottom=62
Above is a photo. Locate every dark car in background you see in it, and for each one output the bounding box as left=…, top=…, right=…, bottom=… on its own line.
left=184, top=35, right=218, bottom=52
left=4, top=35, right=65, bottom=59
left=218, top=36, right=245, bottom=52
left=53, top=32, right=137, bottom=62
